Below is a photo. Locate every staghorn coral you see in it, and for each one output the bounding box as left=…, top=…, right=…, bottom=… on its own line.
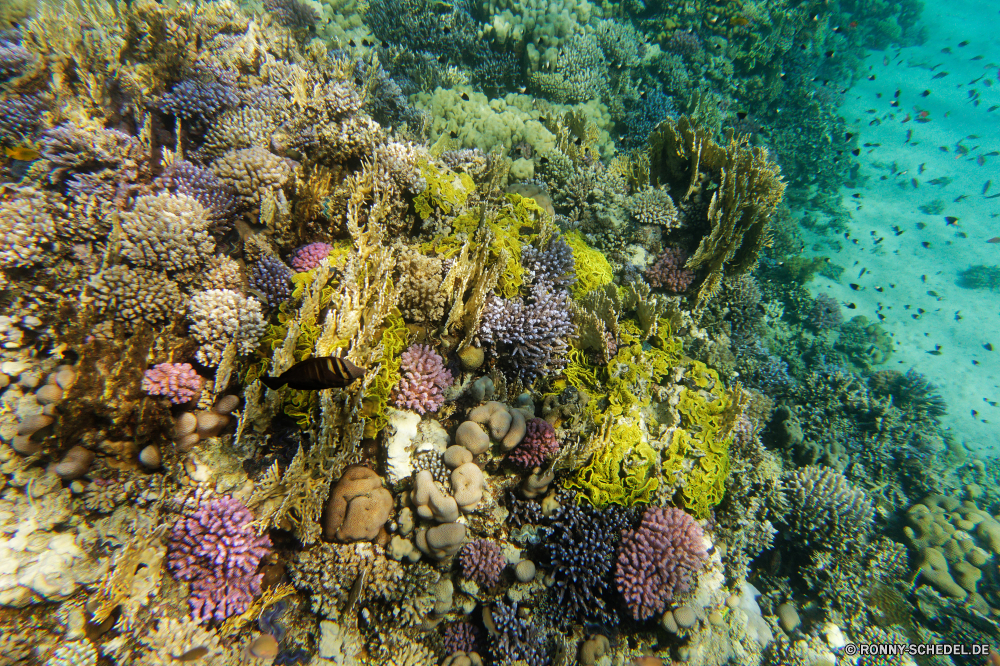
left=153, top=78, right=239, bottom=125
left=167, top=495, right=272, bottom=623
left=0, top=185, right=58, bottom=268
left=479, top=283, right=575, bottom=383
left=645, top=248, right=696, bottom=293
left=392, top=344, right=453, bottom=415
left=88, top=265, right=182, bottom=332
left=459, top=539, right=506, bottom=588
left=615, top=506, right=708, bottom=621
left=444, top=620, right=480, bottom=655
left=488, top=598, right=550, bottom=666
left=0, top=93, right=46, bottom=143
left=142, top=362, right=203, bottom=404
left=782, top=465, right=874, bottom=549
left=118, top=193, right=215, bottom=274
left=508, top=417, right=559, bottom=469
left=211, top=146, right=293, bottom=212
left=248, top=255, right=293, bottom=308
left=521, top=237, right=576, bottom=289
left=187, top=288, right=266, bottom=366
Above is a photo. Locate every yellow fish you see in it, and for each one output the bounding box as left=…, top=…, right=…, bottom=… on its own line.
left=4, top=145, right=40, bottom=161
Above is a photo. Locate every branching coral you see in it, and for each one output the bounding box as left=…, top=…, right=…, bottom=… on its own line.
left=508, top=417, right=559, bottom=469
left=615, top=506, right=708, bottom=621
left=391, top=344, right=452, bottom=415
left=645, top=247, right=696, bottom=293
left=249, top=255, right=293, bottom=308
left=153, top=160, right=237, bottom=234
left=782, top=466, right=874, bottom=549
left=119, top=193, right=215, bottom=274
left=0, top=185, right=59, bottom=268
left=188, top=289, right=266, bottom=366
left=142, top=362, right=203, bottom=404
left=167, top=495, right=272, bottom=623
left=88, top=265, right=182, bottom=332
left=459, top=539, right=506, bottom=588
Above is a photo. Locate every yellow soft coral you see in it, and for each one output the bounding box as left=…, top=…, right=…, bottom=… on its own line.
left=563, top=231, right=613, bottom=297
left=360, top=310, right=409, bottom=437
left=567, top=416, right=659, bottom=507
left=413, top=159, right=475, bottom=220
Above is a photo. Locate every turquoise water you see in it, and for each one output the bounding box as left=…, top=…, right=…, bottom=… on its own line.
left=0, top=0, right=999, bottom=663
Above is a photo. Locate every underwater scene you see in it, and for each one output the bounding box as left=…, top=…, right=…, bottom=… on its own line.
left=1, top=0, right=1000, bottom=662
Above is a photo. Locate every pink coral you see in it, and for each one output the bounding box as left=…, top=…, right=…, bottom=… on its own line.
left=645, top=248, right=696, bottom=293
left=142, top=362, right=203, bottom=404
left=289, top=242, right=333, bottom=272
left=508, top=417, right=559, bottom=469
left=615, top=506, right=708, bottom=620
left=392, top=343, right=452, bottom=414
left=459, top=539, right=506, bottom=587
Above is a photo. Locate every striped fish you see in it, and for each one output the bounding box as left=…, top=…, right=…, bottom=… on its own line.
left=260, top=356, right=365, bottom=391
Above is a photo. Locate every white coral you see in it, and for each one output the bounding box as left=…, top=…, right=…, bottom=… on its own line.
left=188, top=289, right=265, bottom=367
left=119, top=193, right=215, bottom=273
left=138, top=616, right=225, bottom=666
left=0, top=187, right=57, bottom=268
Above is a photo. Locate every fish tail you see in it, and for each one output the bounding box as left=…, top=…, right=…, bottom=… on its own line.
left=260, top=375, right=284, bottom=390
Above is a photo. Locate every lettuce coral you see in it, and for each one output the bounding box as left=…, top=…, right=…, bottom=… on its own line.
left=562, top=231, right=612, bottom=297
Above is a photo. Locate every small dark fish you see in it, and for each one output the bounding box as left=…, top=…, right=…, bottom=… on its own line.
left=932, top=72, right=949, bottom=79
left=958, top=40, right=970, bottom=47
left=891, top=225, right=904, bottom=236
left=945, top=216, right=958, bottom=225
left=988, top=237, right=1000, bottom=243
left=984, top=180, right=992, bottom=194
left=174, top=648, right=211, bottom=662
left=849, top=283, right=861, bottom=290
left=460, top=92, right=470, bottom=101
left=921, top=241, right=931, bottom=248
left=843, top=302, right=857, bottom=309
left=859, top=268, right=867, bottom=277
left=984, top=343, right=994, bottom=351
left=955, top=311, right=963, bottom=321
left=986, top=193, right=1000, bottom=200
left=989, top=106, right=1000, bottom=112
left=920, top=90, right=931, bottom=97
left=973, top=55, right=984, bottom=61
left=875, top=286, right=884, bottom=292
left=868, top=75, right=876, bottom=81
left=941, top=47, right=952, bottom=54
left=916, top=222, right=927, bottom=230
left=736, top=111, right=748, bottom=120
left=928, top=290, right=939, bottom=297
left=918, top=163, right=926, bottom=174
left=905, top=129, right=912, bottom=143
left=845, top=132, right=854, bottom=141
left=972, top=359, right=979, bottom=365
left=927, top=345, right=942, bottom=356
left=851, top=148, right=861, bottom=156
left=954, top=195, right=969, bottom=202
left=261, top=357, right=365, bottom=391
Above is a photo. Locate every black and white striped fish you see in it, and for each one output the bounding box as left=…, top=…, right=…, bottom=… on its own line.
left=260, top=357, right=365, bottom=391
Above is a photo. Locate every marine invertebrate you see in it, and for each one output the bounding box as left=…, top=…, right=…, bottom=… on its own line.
left=290, top=242, right=333, bottom=272
left=508, top=417, right=559, bottom=469
left=391, top=344, right=452, bottom=414
left=322, top=466, right=393, bottom=543
left=396, top=247, right=447, bottom=324
left=521, top=237, right=576, bottom=289
left=782, top=466, right=874, bottom=548
left=138, top=616, right=225, bottom=665
left=88, top=265, right=182, bottom=332
left=141, top=362, right=203, bottom=404
left=0, top=39, right=33, bottom=80
left=263, top=0, right=319, bottom=29
left=443, top=620, right=480, bottom=655
left=563, top=231, right=613, bottom=297
left=152, top=160, right=237, bottom=234
left=808, top=292, right=843, bottom=330
left=627, top=188, right=680, bottom=228
left=0, top=93, right=46, bottom=143
left=211, top=146, right=292, bottom=211
left=479, top=284, right=575, bottom=383
left=530, top=33, right=610, bottom=104
left=488, top=598, right=551, bottom=665
left=0, top=185, right=57, bottom=268
left=542, top=503, right=632, bottom=625
left=167, top=494, right=272, bottom=623
left=187, top=288, right=266, bottom=366
left=118, top=193, right=215, bottom=273
left=153, top=78, right=239, bottom=125
left=615, top=506, right=708, bottom=621
left=249, top=255, right=293, bottom=308
left=459, top=539, right=506, bottom=588
left=645, top=248, right=696, bottom=292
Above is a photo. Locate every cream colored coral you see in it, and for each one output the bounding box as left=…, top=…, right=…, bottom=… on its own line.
left=88, top=265, right=182, bottom=332
left=211, top=147, right=292, bottom=210
left=197, top=255, right=246, bottom=293
left=137, top=616, right=225, bottom=666
left=627, top=187, right=679, bottom=228
left=119, top=193, right=215, bottom=273
left=0, top=186, right=57, bottom=268
left=187, top=289, right=266, bottom=366
left=396, top=247, right=446, bottom=324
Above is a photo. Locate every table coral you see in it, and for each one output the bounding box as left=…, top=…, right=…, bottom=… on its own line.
left=615, top=506, right=708, bottom=621
left=167, top=495, right=272, bottom=623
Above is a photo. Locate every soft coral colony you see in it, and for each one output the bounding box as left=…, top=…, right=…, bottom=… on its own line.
left=0, top=0, right=974, bottom=665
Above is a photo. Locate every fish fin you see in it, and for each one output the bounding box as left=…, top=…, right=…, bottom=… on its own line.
left=260, top=375, right=283, bottom=390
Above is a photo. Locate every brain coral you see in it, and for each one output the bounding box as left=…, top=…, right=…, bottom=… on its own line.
left=615, top=506, right=708, bottom=621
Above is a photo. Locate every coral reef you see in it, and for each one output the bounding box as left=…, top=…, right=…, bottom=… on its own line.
left=141, top=362, right=203, bottom=404
left=392, top=344, right=453, bottom=415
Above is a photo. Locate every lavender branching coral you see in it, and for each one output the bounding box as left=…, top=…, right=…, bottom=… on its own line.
left=248, top=255, right=293, bottom=308
left=615, top=506, right=708, bottom=621
left=645, top=248, right=696, bottom=293
left=521, top=237, right=576, bottom=289
left=479, top=284, right=575, bottom=383
left=153, top=78, right=240, bottom=126
left=488, top=599, right=551, bottom=666
left=459, top=539, right=506, bottom=588
left=443, top=620, right=480, bottom=655
left=167, top=495, right=272, bottom=623
left=153, top=160, right=237, bottom=235
left=391, top=344, right=452, bottom=414
left=142, top=362, right=203, bottom=404
left=508, top=418, right=559, bottom=469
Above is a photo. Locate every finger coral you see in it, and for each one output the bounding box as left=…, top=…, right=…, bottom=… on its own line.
left=614, top=506, right=708, bottom=621
left=507, top=417, right=559, bottom=469
left=142, top=362, right=203, bottom=404
left=187, top=288, right=266, bottom=366
left=167, top=495, right=272, bottom=623
left=248, top=255, right=293, bottom=308
left=392, top=344, right=453, bottom=414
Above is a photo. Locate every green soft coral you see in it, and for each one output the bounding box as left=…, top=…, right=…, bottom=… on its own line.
left=566, top=416, right=659, bottom=507
left=662, top=361, right=735, bottom=519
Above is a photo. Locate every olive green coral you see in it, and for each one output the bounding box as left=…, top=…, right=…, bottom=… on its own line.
left=566, top=416, right=659, bottom=507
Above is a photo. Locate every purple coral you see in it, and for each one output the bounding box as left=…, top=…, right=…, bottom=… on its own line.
left=167, top=495, right=272, bottom=624
left=459, top=539, right=506, bottom=587
left=142, top=362, right=203, bottom=404
left=392, top=344, right=453, bottom=414
left=808, top=292, right=843, bottom=331
left=289, top=242, right=333, bottom=272
left=444, top=620, right=481, bottom=654
left=153, top=79, right=239, bottom=124
left=615, top=506, right=708, bottom=621
left=248, top=255, right=293, bottom=308
left=645, top=248, right=696, bottom=293
left=508, top=418, right=559, bottom=469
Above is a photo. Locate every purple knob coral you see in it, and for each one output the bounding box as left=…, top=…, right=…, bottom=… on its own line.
left=167, top=495, right=272, bottom=623
left=141, top=362, right=203, bottom=404
left=615, top=506, right=708, bottom=621
left=290, top=242, right=334, bottom=272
